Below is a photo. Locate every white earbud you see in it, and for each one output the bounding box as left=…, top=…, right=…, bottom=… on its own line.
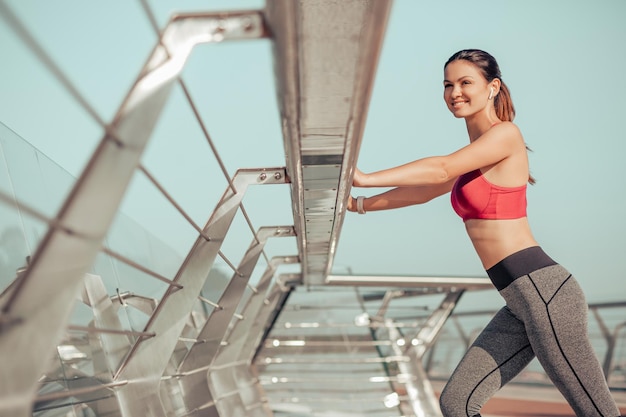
left=488, top=87, right=494, bottom=100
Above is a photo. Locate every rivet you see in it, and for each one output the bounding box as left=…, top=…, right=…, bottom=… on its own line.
left=242, top=17, right=254, bottom=32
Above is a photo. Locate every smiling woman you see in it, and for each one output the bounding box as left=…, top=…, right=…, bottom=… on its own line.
left=443, top=49, right=514, bottom=125
left=444, top=61, right=500, bottom=121
left=348, top=49, right=621, bottom=417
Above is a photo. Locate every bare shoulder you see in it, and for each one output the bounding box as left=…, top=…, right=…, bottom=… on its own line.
left=491, top=121, right=523, bottom=138
left=486, top=121, right=525, bottom=147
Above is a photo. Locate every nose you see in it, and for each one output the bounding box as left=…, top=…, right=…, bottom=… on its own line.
left=451, top=85, right=463, bottom=98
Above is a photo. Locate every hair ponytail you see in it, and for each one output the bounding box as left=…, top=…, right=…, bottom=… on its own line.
left=495, top=81, right=515, bottom=122
left=497, top=81, right=535, bottom=184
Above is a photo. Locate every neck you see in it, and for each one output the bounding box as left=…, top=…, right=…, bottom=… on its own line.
left=465, top=111, right=500, bottom=141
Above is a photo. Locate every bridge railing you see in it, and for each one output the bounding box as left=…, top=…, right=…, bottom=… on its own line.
left=0, top=1, right=300, bottom=414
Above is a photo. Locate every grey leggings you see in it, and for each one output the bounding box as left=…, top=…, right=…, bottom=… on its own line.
left=439, top=246, right=620, bottom=417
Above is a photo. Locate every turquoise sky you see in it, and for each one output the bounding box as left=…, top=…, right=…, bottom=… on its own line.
left=1, top=0, right=625, bottom=307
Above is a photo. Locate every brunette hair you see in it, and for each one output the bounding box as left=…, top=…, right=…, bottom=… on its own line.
left=445, top=49, right=515, bottom=122
left=445, top=49, right=535, bottom=184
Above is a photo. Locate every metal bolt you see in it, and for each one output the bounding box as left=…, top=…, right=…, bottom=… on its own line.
left=242, top=17, right=254, bottom=32
left=259, top=173, right=267, bottom=181
left=274, top=171, right=282, bottom=180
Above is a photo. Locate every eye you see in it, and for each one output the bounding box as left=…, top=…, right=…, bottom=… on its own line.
left=462, top=80, right=472, bottom=85
left=443, top=83, right=452, bottom=89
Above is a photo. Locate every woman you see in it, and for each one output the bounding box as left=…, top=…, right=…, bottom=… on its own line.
left=348, top=49, right=620, bottom=417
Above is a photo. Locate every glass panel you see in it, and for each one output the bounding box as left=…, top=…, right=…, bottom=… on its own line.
left=0, top=126, right=37, bottom=294
left=0, top=124, right=68, bottom=219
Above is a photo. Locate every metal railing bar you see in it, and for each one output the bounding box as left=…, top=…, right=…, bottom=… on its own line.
left=137, top=165, right=211, bottom=241
left=218, top=250, right=243, bottom=277
left=67, top=325, right=155, bottom=339
left=276, top=321, right=423, bottom=329
left=138, top=0, right=162, bottom=41
left=588, top=301, right=626, bottom=309
left=34, top=396, right=117, bottom=413
left=258, top=368, right=386, bottom=376
left=136, top=1, right=262, bottom=333
left=239, top=203, right=271, bottom=265
left=180, top=399, right=217, bottom=416
left=102, top=246, right=183, bottom=289
left=177, top=79, right=237, bottom=194
left=114, top=291, right=157, bottom=306
left=239, top=204, right=259, bottom=243
left=258, top=356, right=411, bottom=365
left=34, top=380, right=129, bottom=403
left=138, top=0, right=237, bottom=195
left=453, top=300, right=626, bottom=318
left=138, top=0, right=270, bottom=316
left=169, top=363, right=212, bottom=378
left=139, top=0, right=261, bottom=309
left=0, top=190, right=95, bottom=241
left=281, top=304, right=429, bottom=311
left=178, top=337, right=202, bottom=343
left=265, top=396, right=391, bottom=405
left=261, top=375, right=406, bottom=383
left=0, top=190, right=52, bottom=226
left=264, top=340, right=393, bottom=348
left=112, top=175, right=239, bottom=379
left=198, top=295, right=221, bottom=309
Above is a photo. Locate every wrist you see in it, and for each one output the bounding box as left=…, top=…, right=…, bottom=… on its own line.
left=356, top=196, right=366, bottom=214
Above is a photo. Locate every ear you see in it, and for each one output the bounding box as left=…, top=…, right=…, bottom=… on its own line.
left=490, top=78, right=501, bottom=97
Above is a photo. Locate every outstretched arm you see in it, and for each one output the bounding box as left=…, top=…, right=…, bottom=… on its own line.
left=347, top=180, right=455, bottom=213
left=353, top=122, right=523, bottom=188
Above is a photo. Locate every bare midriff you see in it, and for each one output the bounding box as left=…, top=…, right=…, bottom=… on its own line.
left=464, top=217, right=539, bottom=269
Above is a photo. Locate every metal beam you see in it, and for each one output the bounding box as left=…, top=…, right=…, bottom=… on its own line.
left=113, top=167, right=287, bottom=416
left=326, top=274, right=493, bottom=290
left=176, top=228, right=295, bottom=415
left=266, top=0, right=393, bottom=285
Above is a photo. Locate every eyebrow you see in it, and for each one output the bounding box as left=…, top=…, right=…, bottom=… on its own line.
left=443, top=75, right=475, bottom=83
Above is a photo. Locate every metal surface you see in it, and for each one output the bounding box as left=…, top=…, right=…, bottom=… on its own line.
left=230, top=257, right=300, bottom=365
left=114, top=168, right=288, bottom=417
left=388, top=324, right=441, bottom=417
left=266, top=0, right=393, bottom=285
left=256, top=285, right=472, bottom=417
left=327, top=274, right=494, bottom=290
left=176, top=227, right=295, bottom=415
left=386, top=290, right=464, bottom=416
left=255, top=285, right=406, bottom=416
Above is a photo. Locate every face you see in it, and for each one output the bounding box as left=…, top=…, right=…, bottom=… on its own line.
left=443, top=60, right=494, bottom=119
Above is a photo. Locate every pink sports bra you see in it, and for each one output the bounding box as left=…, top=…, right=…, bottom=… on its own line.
left=451, top=169, right=527, bottom=222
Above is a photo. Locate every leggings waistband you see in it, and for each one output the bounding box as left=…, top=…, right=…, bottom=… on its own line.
left=486, top=246, right=557, bottom=291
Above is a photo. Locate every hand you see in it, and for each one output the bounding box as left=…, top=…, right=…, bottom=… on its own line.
left=347, top=196, right=356, bottom=212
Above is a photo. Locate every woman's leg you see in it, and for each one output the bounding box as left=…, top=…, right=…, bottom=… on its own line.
left=439, top=305, right=535, bottom=417
left=502, top=264, right=620, bottom=417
